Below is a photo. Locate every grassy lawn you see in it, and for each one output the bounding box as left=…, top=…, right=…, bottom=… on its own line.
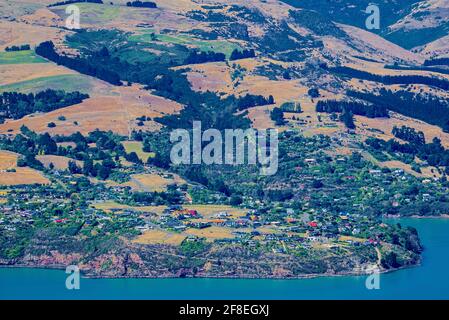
left=53, top=3, right=121, bottom=23
left=122, top=141, right=155, bottom=162
left=0, top=50, right=47, bottom=65
left=129, top=31, right=242, bottom=58
left=0, top=74, right=94, bottom=94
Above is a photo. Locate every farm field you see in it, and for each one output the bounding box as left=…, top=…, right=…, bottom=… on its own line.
left=0, top=83, right=182, bottom=136
left=50, top=3, right=122, bottom=24
left=0, top=74, right=98, bottom=94
left=0, top=21, right=67, bottom=52
left=0, top=64, right=80, bottom=88
left=0, top=50, right=47, bottom=65
left=130, top=30, right=242, bottom=58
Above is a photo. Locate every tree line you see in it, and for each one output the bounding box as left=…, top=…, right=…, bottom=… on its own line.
left=424, top=58, right=449, bottom=67
left=236, top=94, right=274, bottom=111
left=366, top=135, right=449, bottom=173
left=0, top=89, right=89, bottom=123
left=126, top=1, right=157, bottom=8
left=328, top=65, right=449, bottom=91
left=35, top=41, right=122, bottom=86
left=316, top=99, right=389, bottom=118
left=184, top=50, right=226, bottom=64
left=392, top=126, right=426, bottom=145
left=348, top=89, right=449, bottom=132
left=48, top=0, right=103, bottom=7
left=5, top=44, right=30, bottom=52
left=230, top=49, right=256, bottom=61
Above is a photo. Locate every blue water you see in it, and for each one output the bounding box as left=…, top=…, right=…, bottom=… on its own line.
left=1, top=218, right=448, bottom=299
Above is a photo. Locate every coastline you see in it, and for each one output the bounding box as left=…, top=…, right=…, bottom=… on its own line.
left=0, top=261, right=419, bottom=281
left=0, top=216, right=426, bottom=281
left=384, top=214, right=449, bottom=219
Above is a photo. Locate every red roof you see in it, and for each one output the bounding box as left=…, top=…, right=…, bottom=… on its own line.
left=309, top=222, right=318, bottom=228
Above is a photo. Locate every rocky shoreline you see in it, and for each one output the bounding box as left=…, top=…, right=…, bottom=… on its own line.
left=0, top=253, right=421, bottom=280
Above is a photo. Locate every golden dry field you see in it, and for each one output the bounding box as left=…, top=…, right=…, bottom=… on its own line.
left=36, top=155, right=83, bottom=170
left=133, top=229, right=186, bottom=245
left=0, top=150, right=50, bottom=186
left=127, top=173, right=186, bottom=192
left=185, top=226, right=235, bottom=242
left=0, top=84, right=183, bottom=136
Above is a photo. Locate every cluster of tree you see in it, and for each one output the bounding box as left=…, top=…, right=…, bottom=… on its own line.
left=289, top=9, right=347, bottom=38
left=280, top=102, right=302, bottom=113
left=392, top=126, right=426, bottom=145
left=308, top=88, right=320, bottom=98
left=348, top=89, right=449, bottom=132
left=0, top=89, right=89, bottom=121
left=270, top=107, right=286, bottom=126
left=340, top=110, right=355, bottom=129
left=0, top=126, right=145, bottom=180
left=126, top=1, right=157, bottom=8
left=365, top=136, right=449, bottom=172
left=316, top=100, right=389, bottom=118
left=329, top=66, right=449, bottom=91
left=69, top=157, right=116, bottom=180
left=48, top=0, right=102, bottom=7
left=130, top=189, right=183, bottom=206
left=5, top=44, right=30, bottom=52
left=424, top=58, right=449, bottom=67
left=229, top=49, right=256, bottom=61
left=35, top=41, right=122, bottom=86
left=184, top=50, right=226, bottom=64
left=385, top=64, right=449, bottom=76
left=236, top=94, right=274, bottom=111
left=153, top=91, right=252, bottom=131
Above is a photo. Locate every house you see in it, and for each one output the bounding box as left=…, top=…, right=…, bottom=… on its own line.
left=285, top=217, right=299, bottom=224
left=173, top=209, right=201, bottom=220
left=235, top=218, right=250, bottom=227
left=308, top=221, right=318, bottom=228
left=210, top=219, right=226, bottom=226
left=173, top=225, right=187, bottom=231
left=188, top=221, right=211, bottom=229
left=213, top=211, right=230, bottom=218
left=305, top=158, right=317, bottom=164
left=185, top=235, right=200, bottom=242
left=136, top=225, right=149, bottom=231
